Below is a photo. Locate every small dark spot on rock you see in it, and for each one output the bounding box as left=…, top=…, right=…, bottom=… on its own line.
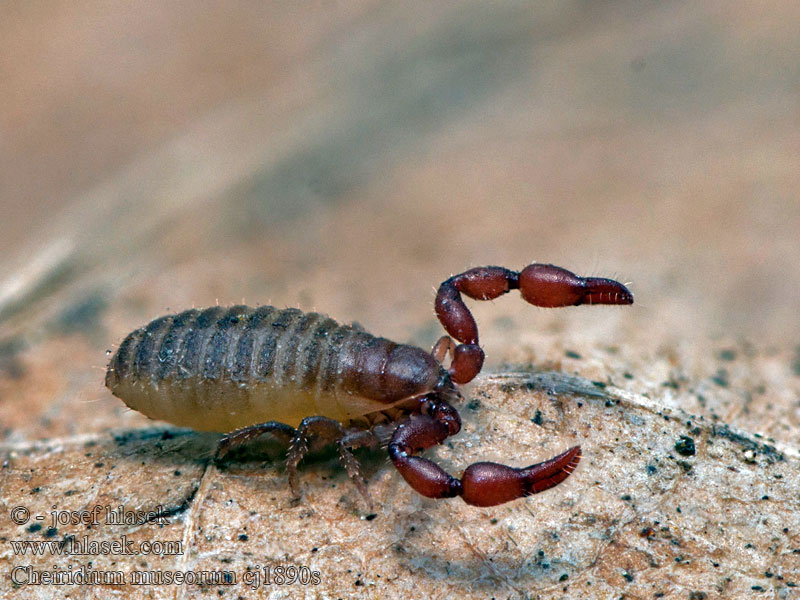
left=30, top=487, right=41, bottom=494
left=45, top=527, right=58, bottom=538
left=689, top=592, right=707, bottom=600
left=762, top=495, right=769, bottom=500
left=751, top=585, right=763, bottom=591
left=53, top=292, right=108, bottom=335
left=364, top=513, right=377, bottom=521
left=94, top=462, right=105, bottom=468
left=565, top=350, right=581, bottom=359
left=355, top=579, right=363, bottom=586
left=646, top=465, right=657, bottom=475
left=490, top=518, right=498, bottom=525
left=675, top=436, right=696, bottom=456
left=237, top=533, right=248, bottom=542
left=792, top=345, right=800, bottom=376
left=531, top=410, right=543, bottom=425
left=622, top=571, right=633, bottom=582
left=0, top=337, right=25, bottom=379
left=27, top=523, right=42, bottom=533
left=711, top=369, right=729, bottom=387
left=718, top=349, right=736, bottom=361
left=466, top=399, right=481, bottom=411
left=591, top=381, right=607, bottom=389
left=559, top=574, right=569, bottom=581
left=311, top=547, right=318, bottom=552
left=623, top=372, right=633, bottom=379
left=173, top=470, right=181, bottom=476
left=621, top=494, right=632, bottom=501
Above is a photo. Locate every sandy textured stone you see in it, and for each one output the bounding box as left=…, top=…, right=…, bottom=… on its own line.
left=1, top=374, right=798, bottom=599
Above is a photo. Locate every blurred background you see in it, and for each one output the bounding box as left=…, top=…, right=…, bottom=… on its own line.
left=1, top=1, right=798, bottom=442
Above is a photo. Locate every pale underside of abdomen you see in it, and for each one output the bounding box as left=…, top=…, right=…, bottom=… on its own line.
left=111, top=376, right=396, bottom=431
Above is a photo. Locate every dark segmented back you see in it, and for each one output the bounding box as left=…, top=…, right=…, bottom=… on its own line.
left=106, top=305, right=444, bottom=431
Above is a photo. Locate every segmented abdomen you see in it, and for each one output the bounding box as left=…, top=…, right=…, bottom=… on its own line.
left=106, top=306, right=442, bottom=431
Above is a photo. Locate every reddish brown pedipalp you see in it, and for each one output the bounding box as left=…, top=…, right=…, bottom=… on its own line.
left=385, top=262, right=630, bottom=506
left=434, top=264, right=633, bottom=384
left=387, top=407, right=582, bottom=507
left=460, top=446, right=582, bottom=507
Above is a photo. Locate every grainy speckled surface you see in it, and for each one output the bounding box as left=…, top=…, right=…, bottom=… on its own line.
left=1, top=2, right=799, bottom=599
